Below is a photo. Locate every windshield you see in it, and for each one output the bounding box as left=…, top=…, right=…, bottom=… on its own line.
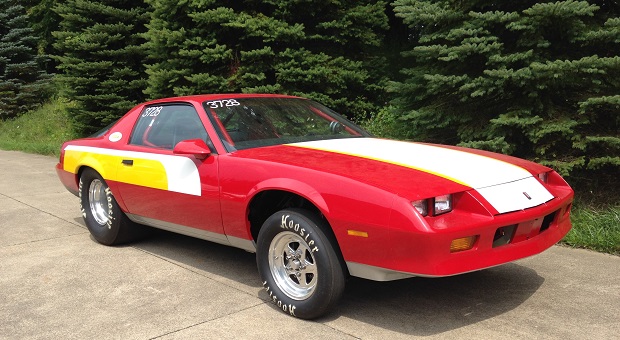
left=203, top=97, right=370, bottom=151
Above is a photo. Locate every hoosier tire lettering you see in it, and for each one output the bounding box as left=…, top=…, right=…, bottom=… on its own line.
left=79, top=168, right=141, bottom=246
left=280, top=214, right=319, bottom=253
left=263, top=281, right=297, bottom=316
left=78, top=177, right=86, bottom=218
left=256, top=208, right=346, bottom=319
left=105, top=187, right=114, bottom=230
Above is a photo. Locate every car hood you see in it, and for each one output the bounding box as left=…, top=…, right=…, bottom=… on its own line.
left=232, top=138, right=554, bottom=214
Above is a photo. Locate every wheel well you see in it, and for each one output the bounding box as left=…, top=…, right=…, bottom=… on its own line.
left=76, top=166, right=89, bottom=186
left=248, top=190, right=323, bottom=242
left=77, top=166, right=88, bottom=179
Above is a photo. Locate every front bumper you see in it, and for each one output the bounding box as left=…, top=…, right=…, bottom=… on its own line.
left=347, top=189, right=573, bottom=280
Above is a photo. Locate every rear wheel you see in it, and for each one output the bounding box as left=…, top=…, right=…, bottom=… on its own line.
left=79, top=169, right=140, bottom=245
left=256, top=209, right=345, bottom=319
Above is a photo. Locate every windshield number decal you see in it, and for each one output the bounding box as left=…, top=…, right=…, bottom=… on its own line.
left=205, top=99, right=240, bottom=109
left=142, top=106, right=163, bottom=117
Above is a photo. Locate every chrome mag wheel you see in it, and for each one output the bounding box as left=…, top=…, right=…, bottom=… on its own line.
left=268, top=231, right=318, bottom=300
left=88, top=179, right=109, bottom=226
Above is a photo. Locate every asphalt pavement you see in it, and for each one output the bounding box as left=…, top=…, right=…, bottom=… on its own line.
left=0, top=149, right=618, bottom=339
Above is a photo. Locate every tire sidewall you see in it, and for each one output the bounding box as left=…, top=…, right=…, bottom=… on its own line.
left=256, top=209, right=345, bottom=319
left=79, top=169, right=122, bottom=245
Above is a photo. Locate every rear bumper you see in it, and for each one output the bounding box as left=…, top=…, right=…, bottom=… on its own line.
left=56, top=163, right=79, bottom=197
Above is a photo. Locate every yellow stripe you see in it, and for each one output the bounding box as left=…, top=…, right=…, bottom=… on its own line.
left=120, top=158, right=168, bottom=190
left=64, top=150, right=119, bottom=179
left=62, top=146, right=201, bottom=196
left=288, top=138, right=555, bottom=214
left=64, top=149, right=169, bottom=190
left=288, top=138, right=535, bottom=190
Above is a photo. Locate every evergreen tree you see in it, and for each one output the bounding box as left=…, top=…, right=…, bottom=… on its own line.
left=0, top=0, right=50, bottom=119
left=27, top=0, right=61, bottom=73
left=53, top=0, right=149, bottom=135
left=144, top=0, right=389, bottom=119
left=390, top=0, right=620, bottom=180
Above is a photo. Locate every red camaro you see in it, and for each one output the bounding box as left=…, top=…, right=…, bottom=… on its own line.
left=56, top=94, right=573, bottom=319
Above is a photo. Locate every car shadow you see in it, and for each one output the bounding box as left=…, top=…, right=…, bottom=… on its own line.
left=130, top=228, right=261, bottom=289
left=126, top=228, right=544, bottom=336
left=319, top=264, right=544, bottom=335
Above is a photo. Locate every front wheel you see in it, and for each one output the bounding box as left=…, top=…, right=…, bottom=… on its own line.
left=256, top=209, right=345, bottom=319
left=79, top=169, right=140, bottom=245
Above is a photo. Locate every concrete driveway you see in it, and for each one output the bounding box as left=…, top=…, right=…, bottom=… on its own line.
left=0, top=149, right=618, bottom=339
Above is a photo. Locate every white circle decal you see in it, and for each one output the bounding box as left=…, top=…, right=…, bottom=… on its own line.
left=108, top=132, right=123, bottom=142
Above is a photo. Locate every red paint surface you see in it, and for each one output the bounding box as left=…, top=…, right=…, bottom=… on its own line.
left=56, top=94, right=575, bottom=278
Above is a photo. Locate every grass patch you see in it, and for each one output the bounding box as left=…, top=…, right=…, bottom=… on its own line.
left=0, top=98, right=77, bottom=156
left=562, top=203, right=620, bottom=255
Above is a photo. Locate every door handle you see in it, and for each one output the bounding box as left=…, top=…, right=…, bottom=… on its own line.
left=122, top=159, right=133, bottom=166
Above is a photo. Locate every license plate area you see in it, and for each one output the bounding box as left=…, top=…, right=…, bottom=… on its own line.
left=512, top=217, right=544, bottom=243
left=492, top=211, right=558, bottom=248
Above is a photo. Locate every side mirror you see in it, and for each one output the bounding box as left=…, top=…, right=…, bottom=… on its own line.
left=173, top=139, right=211, bottom=160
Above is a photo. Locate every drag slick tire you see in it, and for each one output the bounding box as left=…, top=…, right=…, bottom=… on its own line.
left=256, top=209, right=345, bottom=319
left=79, top=168, right=139, bottom=246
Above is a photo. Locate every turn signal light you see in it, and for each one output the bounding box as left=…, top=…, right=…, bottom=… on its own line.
left=450, top=236, right=477, bottom=253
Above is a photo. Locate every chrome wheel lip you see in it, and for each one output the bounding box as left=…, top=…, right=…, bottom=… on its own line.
left=268, top=231, right=317, bottom=300
left=88, top=179, right=109, bottom=226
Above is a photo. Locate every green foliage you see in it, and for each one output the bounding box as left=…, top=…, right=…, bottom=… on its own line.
left=144, top=0, right=390, bottom=119
left=0, top=97, right=77, bottom=155
left=52, top=0, right=149, bottom=135
left=563, top=202, right=620, bottom=255
left=27, top=0, right=61, bottom=72
left=361, top=106, right=416, bottom=139
left=0, top=0, right=51, bottom=119
left=390, top=0, right=620, bottom=182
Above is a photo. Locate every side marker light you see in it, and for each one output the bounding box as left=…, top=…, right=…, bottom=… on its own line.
left=347, top=230, right=369, bottom=238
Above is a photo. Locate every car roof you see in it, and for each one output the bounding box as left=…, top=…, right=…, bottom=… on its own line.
left=142, top=93, right=304, bottom=105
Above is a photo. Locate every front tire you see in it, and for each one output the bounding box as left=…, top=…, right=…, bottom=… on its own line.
left=256, top=209, right=345, bottom=319
left=79, top=169, right=138, bottom=245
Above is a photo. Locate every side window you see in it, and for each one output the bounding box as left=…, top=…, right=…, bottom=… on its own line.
left=130, top=104, right=209, bottom=150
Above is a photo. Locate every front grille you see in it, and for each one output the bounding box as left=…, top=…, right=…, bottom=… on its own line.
left=493, top=224, right=517, bottom=248
left=493, top=210, right=560, bottom=248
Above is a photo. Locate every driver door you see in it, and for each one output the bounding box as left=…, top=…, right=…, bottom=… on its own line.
left=115, top=103, right=224, bottom=238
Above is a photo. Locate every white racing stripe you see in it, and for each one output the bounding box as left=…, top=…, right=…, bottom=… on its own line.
left=477, top=177, right=553, bottom=214
left=290, top=138, right=554, bottom=213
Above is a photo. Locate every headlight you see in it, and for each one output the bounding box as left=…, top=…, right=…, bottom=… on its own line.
left=434, top=194, right=453, bottom=215
left=412, top=199, right=428, bottom=216
left=412, top=194, right=453, bottom=217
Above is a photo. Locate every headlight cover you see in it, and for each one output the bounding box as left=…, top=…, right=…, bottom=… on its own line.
left=434, top=194, right=453, bottom=215
left=412, top=194, right=453, bottom=217
left=412, top=199, right=429, bottom=216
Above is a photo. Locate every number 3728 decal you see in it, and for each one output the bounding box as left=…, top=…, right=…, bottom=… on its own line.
left=205, top=99, right=240, bottom=108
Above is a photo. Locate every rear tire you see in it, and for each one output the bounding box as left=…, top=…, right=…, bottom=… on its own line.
left=256, top=209, right=345, bottom=319
left=79, top=169, right=140, bottom=245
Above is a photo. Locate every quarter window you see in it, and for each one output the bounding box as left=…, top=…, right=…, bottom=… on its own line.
left=130, top=104, right=208, bottom=150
